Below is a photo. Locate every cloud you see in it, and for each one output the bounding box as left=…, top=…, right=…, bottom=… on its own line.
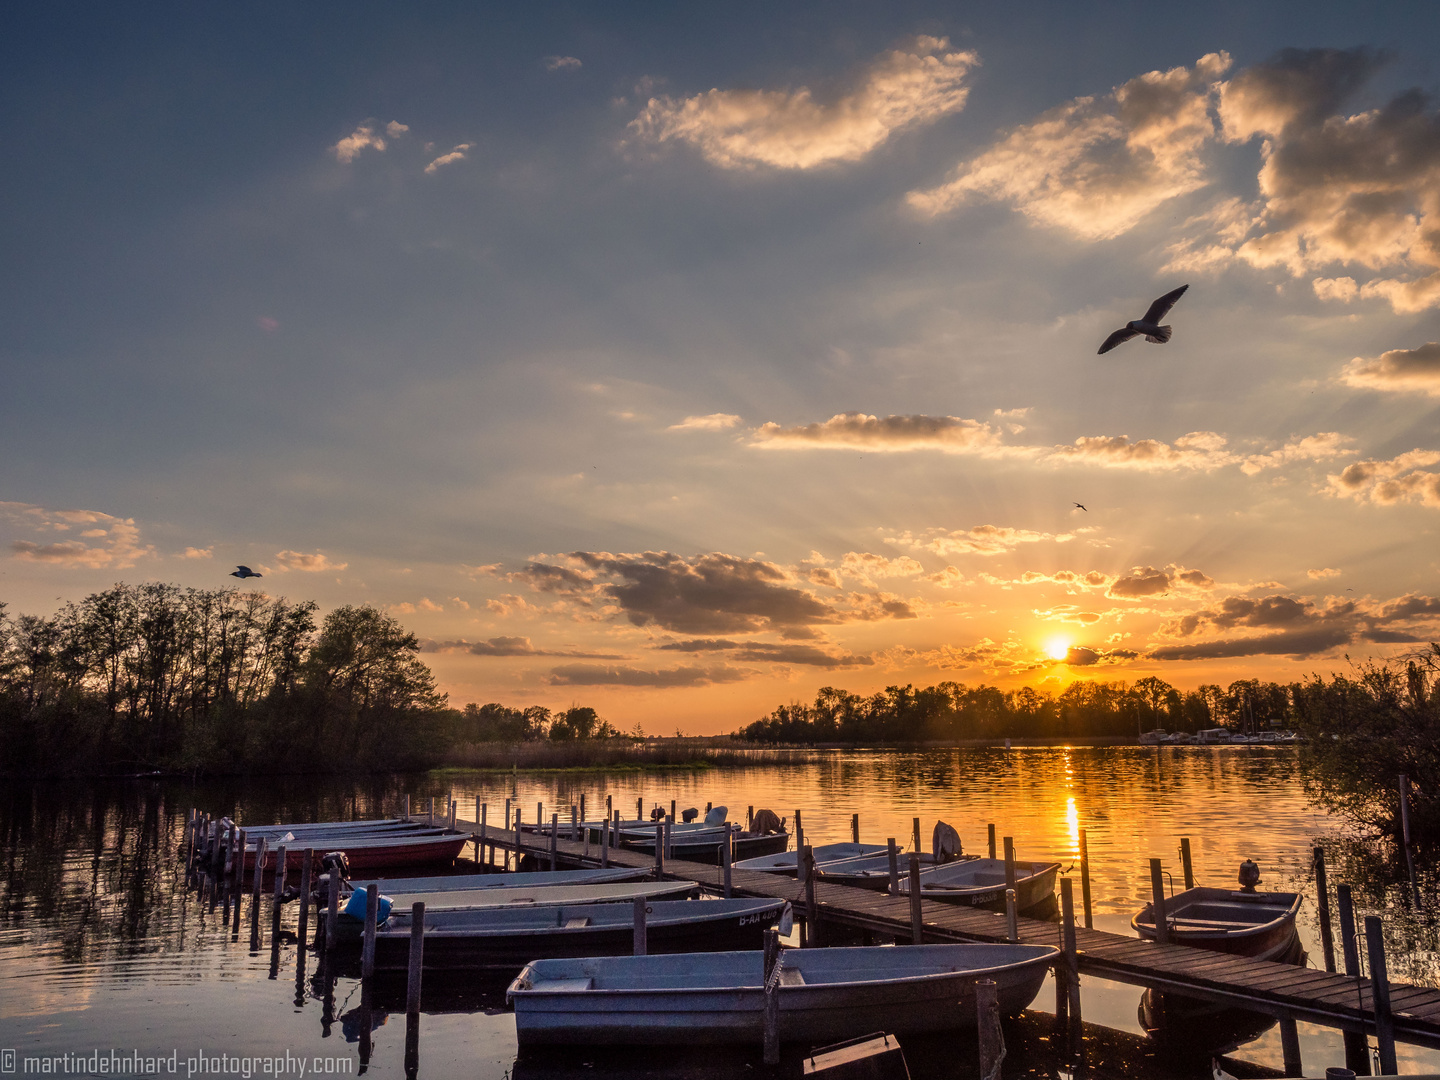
left=423, top=636, right=624, bottom=659
left=669, top=413, right=742, bottom=432
left=1062, top=645, right=1138, bottom=666
left=1239, top=432, right=1354, bottom=475
left=630, top=36, right=977, bottom=170
left=1016, top=569, right=1114, bottom=590
left=909, top=53, right=1231, bottom=238
left=1326, top=450, right=1440, bottom=508
left=3, top=502, right=155, bottom=569
left=546, top=663, right=748, bottom=687
left=274, top=550, right=348, bottom=572
left=922, top=566, right=968, bottom=589
left=1342, top=342, right=1440, bottom=397
left=424, top=143, right=474, bottom=174
left=1108, top=564, right=1215, bottom=599
left=177, top=546, right=213, bottom=560
left=1047, top=431, right=1234, bottom=471
left=752, top=413, right=1005, bottom=454
left=840, top=552, right=923, bottom=584
left=544, top=56, right=582, bottom=71
left=1307, top=567, right=1341, bottom=580
left=333, top=122, right=405, bottom=163
left=809, top=567, right=843, bottom=589
left=888, top=524, right=1074, bottom=557
left=656, top=638, right=873, bottom=668
left=1149, top=626, right=1354, bottom=660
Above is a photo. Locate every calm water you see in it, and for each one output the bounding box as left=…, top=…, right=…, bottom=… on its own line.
left=3, top=747, right=1439, bottom=1078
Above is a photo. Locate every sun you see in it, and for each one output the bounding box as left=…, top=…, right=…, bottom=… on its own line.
left=1045, top=636, right=1072, bottom=661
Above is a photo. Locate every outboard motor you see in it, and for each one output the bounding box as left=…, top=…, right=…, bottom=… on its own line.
left=650, top=806, right=666, bottom=822
left=1238, top=859, right=1261, bottom=893
left=321, top=851, right=351, bottom=880
left=681, top=807, right=699, bottom=823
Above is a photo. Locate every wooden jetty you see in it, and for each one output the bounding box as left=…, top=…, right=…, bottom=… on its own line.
left=458, top=811, right=1440, bottom=1064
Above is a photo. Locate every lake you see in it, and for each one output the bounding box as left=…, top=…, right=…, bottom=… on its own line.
left=3, top=746, right=1437, bottom=1078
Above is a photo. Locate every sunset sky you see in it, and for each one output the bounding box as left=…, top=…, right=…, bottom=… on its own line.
left=3, top=3, right=1439, bottom=732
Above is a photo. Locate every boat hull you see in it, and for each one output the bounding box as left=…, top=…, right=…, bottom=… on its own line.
left=896, top=859, right=1060, bottom=912
left=246, top=831, right=470, bottom=871
left=508, top=944, right=1056, bottom=1046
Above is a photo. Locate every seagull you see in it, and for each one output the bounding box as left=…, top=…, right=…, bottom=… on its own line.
left=230, top=565, right=262, bottom=579
left=1098, top=285, right=1189, bottom=354
left=1073, top=502, right=1088, bottom=512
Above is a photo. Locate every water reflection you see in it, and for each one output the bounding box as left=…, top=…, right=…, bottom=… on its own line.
left=2, top=750, right=1440, bottom=1078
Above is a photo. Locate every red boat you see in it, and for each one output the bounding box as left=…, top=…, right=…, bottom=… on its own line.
left=243, top=828, right=470, bottom=871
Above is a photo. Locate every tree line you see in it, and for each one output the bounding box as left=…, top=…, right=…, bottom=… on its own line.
left=0, top=583, right=621, bottom=777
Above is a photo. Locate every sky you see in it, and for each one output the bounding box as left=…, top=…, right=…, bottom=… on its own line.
left=3, top=2, right=1440, bottom=733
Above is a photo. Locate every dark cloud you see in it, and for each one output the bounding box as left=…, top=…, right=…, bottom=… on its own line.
left=421, top=636, right=624, bottom=659
left=1065, top=646, right=1137, bottom=666
left=1376, top=594, right=1440, bottom=620
left=1108, top=564, right=1214, bottom=599
left=1342, top=342, right=1440, bottom=397
left=1363, top=630, right=1425, bottom=644
left=657, top=638, right=874, bottom=668
left=1149, top=626, right=1354, bottom=660
left=1222, top=47, right=1386, bottom=136
left=504, top=562, right=593, bottom=594
left=546, top=663, right=748, bottom=687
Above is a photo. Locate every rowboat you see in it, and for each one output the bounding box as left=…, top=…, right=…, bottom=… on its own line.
left=816, top=852, right=942, bottom=892
left=380, top=879, right=701, bottom=912
left=364, top=898, right=788, bottom=972
left=618, top=827, right=791, bottom=865
left=507, top=942, right=1058, bottom=1046
left=349, top=867, right=649, bottom=894
left=1131, top=887, right=1303, bottom=961
left=244, top=829, right=470, bottom=871
left=892, top=857, right=1060, bottom=911
left=732, top=843, right=890, bottom=875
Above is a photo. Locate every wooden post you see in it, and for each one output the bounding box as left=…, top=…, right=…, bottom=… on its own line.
left=232, top=829, right=246, bottom=933
left=762, top=928, right=781, bottom=1066
left=514, top=809, right=522, bottom=869
left=1003, top=837, right=1016, bottom=897
left=250, top=837, right=267, bottom=949
left=1060, top=877, right=1080, bottom=1023
left=636, top=796, right=642, bottom=822
left=298, top=851, right=313, bottom=947
left=908, top=854, right=923, bottom=944
left=601, top=818, right=610, bottom=868
left=1006, top=888, right=1018, bottom=944
left=426, top=797, right=434, bottom=827
left=272, top=846, right=287, bottom=904
left=1315, top=846, right=1336, bottom=973
left=361, top=884, right=379, bottom=982
left=633, top=897, right=647, bottom=955
left=655, top=823, right=664, bottom=879
left=402, top=793, right=410, bottom=822
left=747, top=806, right=753, bottom=831
left=851, top=813, right=859, bottom=844
left=887, top=839, right=899, bottom=894
left=1279, top=1015, right=1303, bottom=1077
left=406, top=902, right=425, bottom=1017
left=1338, top=885, right=1371, bottom=1075
left=478, top=803, right=487, bottom=867
left=325, top=864, right=340, bottom=951
left=1366, top=914, right=1397, bottom=1075
left=579, top=795, right=586, bottom=832
left=447, top=800, right=456, bottom=832
left=605, top=794, right=611, bottom=821
left=537, top=801, right=543, bottom=832
left=571, top=804, right=578, bottom=843
left=664, top=817, right=673, bottom=862
left=1079, top=827, right=1093, bottom=930
left=803, top=846, right=818, bottom=948
left=549, top=813, right=558, bottom=871
left=976, top=978, right=1002, bottom=1080
left=794, top=811, right=804, bottom=882
left=1150, top=858, right=1170, bottom=945
left=988, top=824, right=996, bottom=860
left=670, top=798, right=677, bottom=822
left=1180, top=837, right=1194, bottom=890
left=1400, top=774, right=1420, bottom=907
left=912, top=817, right=921, bottom=853
left=723, top=826, right=733, bottom=899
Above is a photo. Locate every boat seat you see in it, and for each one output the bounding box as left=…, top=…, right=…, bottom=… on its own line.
left=529, top=977, right=594, bottom=993
left=778, top=968, right=806, bottom=986
left=563, top=917, right=591, bottom=928
left=1168, top=917, right=1259, bottom=930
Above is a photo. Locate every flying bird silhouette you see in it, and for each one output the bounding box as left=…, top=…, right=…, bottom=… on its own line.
left=230, top=565, right=262, bottom=579
left=1098, top=285, right=1189, bottom=354
left=1073, top=502, right=1088, bottom=512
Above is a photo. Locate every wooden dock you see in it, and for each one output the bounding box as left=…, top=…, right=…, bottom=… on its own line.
left=464, top=816, right=1440, bottom=1056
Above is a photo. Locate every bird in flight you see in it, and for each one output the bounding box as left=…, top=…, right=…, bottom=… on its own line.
left=230, top=565, right=262, bottom=579
left=1073, top=502, right=1088, bottom=512
left=1098, top=285, right=1189, bottom=354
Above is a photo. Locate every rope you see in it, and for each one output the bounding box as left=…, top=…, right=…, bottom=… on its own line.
left=765, top=953, right=784, bottom=993
left=981, top=1025, right=1006, bottom=1080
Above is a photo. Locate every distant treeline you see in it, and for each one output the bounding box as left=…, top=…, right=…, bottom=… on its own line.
left=0, top=584, right=623, bottom=777
left=736, top=676, right=1297, bottom=743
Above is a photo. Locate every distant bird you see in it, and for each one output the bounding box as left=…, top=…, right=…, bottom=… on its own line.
left=1098, top=285, right=1189, bottom=354
left=1073, top=502, right=1088, bottom=512
left=230, top=565, right=262, bottom=579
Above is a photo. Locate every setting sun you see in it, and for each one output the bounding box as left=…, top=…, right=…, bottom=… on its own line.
left=1046, top=636, right=1072, bottom=661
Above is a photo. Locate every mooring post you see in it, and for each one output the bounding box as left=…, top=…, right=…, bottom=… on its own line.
left=406, top=901, right=425, bottom=1018
left=478, top=803, right=487, bottom=866
left=747, top=805, right=753, bottom=831
left=912, top=817, right=921, bottom=853
left=803, top=846, right=819, bottom=948
left=1003, top=836, right=1017, bottom=898
left=325, top=864, right=340, bottom=951
left=250, top=837, right=267, bottom=949
left=1279, top=1015, right=1303, bottom=1077
left=402, top=794, right=410, bottom=822
left=794, top=811, right=805, bottom=882
left=670, top=799, right=677, bottom=822
left=1150, top=858, right=1170, bottom=945
left=1179, top=837, right=1194, bottom=890
left=655, top=823, right=665, bottom=879
left=1337, top=885, right=1371, bottom=1075
left=1315, top=846, right=1336, bottom=973
left=1006, top=888, right=1018, bottom=945
left=605, top=794, right=611, bottom=822
left=1079, top=827, right=1093, bottom=929
left=272, top=846, right=287, bottom=905
left=723, top=826, right=733, bottom=898
left=537, top=801, right=543, bottom=833
left=601, top=818, right=610, bottom=868
left=447, top=800, right=456, bottom=832
left=1400, top=774, right=1420, bottom=907
left=665, top=816, right=674, bottom=862
left=887, top=838, right=900, bottom=894
left=579, top=795, right=586, bottom=833
left=361, top=884, right=379, bottom=982
left=1366, top=915, right=1397, bottom=1075
left=908, top=854, right=923, bottom=944
left=298, top=851, right=314, bottom=946
left=636, top=796, right=643, bottom=822
left=232, top=829, right=246, bottom=933
left=976, top=978, right=1002, bottom=1080
left=426, top=797, right=434, bottom=827
left=988, top=823, right=996, bottom=860
left=1061, top=877, right=1081, bottom=1025
left=514, top=809, right=522, bottom=869
left=549, top=813, right=558, bottom=871
left=571, top=804, right=578, bottom=843
left=633, top=897, right=647, bottom=955
left=851, top=814, right=859, bottom=844
left=763, top=928, right=781, bottom=1066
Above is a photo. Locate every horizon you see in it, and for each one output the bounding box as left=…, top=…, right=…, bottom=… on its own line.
left=4, top=3, right=1439, bottom=735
